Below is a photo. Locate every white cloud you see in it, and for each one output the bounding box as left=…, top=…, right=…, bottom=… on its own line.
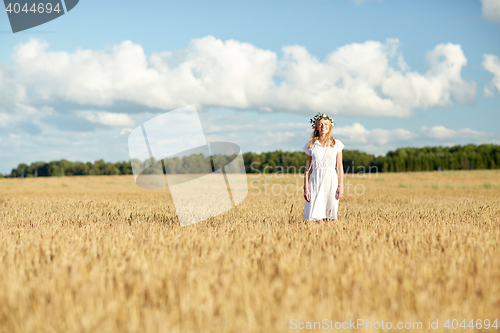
left=480, top=0, right=500, bottom=22
left=482, top=53, right=500, bottom=96
left=0, top=113, right=11, bottom=128
left=255, top=131, right=296, bottom=146
left=200, top=114, right=308, bottom=134
left=119, top=128, right=134, bottom=135
left=0, top=36, right=476, bottom=118
left=330, top=122, right=417, bottom=145
left=328, top=124, right=497, bottom=156
left=75, top=110, right=135, bottom=127
left=420, top=126, right=491, bottom=140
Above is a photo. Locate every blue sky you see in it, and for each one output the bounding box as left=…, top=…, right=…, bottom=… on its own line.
left=1, top=0, right=500, bottom=174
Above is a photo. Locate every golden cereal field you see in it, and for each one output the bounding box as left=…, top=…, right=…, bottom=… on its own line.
left=0, top=170, right=499, bottom=333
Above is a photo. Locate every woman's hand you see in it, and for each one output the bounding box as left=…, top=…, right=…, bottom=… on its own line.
left=336, top=185, right=343, bottom=200
left=304, top=187, right=311, bottom=202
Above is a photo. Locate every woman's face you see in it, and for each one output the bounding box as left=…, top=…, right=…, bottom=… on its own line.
left=317, top=118, right=330, bottom=135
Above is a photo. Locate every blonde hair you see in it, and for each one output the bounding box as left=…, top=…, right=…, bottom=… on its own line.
left=307, top=118, right=336, bottom=149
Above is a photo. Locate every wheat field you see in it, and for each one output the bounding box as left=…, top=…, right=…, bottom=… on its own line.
left=0, top=170, right=499, bottom=333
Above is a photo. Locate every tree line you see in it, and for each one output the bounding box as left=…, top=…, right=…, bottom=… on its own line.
left=2, top=143, right=499, bottom=178
left=243, top=143, right=499, bottom=174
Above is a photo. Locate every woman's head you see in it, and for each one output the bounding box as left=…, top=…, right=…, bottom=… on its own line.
left=308, top=114, right=335, bottom=148
left=315, top=118, right=332, bottom=138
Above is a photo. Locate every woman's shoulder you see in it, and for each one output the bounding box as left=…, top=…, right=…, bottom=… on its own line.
left=334, top=138, right=345, bottom=150
left=302, top=140, right=322, bottom=155
left=302, top=141, right=312, bottom=155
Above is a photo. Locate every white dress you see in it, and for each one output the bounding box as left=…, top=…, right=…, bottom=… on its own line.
left=302, top=139, right=345, bottom=221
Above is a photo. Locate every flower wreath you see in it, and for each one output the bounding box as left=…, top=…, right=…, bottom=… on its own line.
left=309, top=112, right=335, bottom=129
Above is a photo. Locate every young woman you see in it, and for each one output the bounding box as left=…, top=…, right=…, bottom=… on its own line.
left=302, top=113, right=345, bottom=225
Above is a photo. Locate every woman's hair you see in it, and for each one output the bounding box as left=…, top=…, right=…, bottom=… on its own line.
left=307, top=118, right=336, bottom=149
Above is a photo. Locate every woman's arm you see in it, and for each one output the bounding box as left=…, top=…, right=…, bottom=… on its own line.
left=336, top=151, right=344, bottom=199
left=304, top=154, right=312, bottom=202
